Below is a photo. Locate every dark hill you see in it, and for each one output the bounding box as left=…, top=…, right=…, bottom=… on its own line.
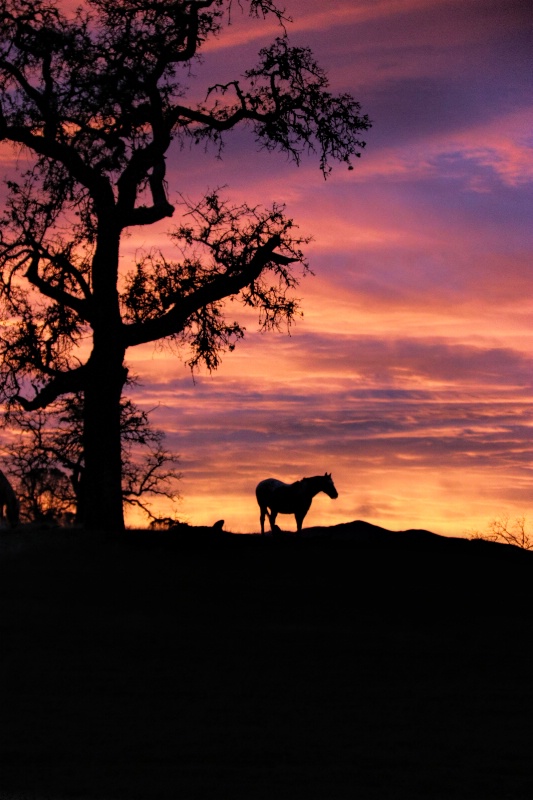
left=2, top=517, right=531, bottom=556
left=111, top=517, right=531, bottom=558
left=1, top=521, right=532, bottom=800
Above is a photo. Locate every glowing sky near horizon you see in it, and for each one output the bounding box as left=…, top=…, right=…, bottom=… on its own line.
left=119, top=0, right=533, bottom=535
left=4, top=0, right=532, bottom=535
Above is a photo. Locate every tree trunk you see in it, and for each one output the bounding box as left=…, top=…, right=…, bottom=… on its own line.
left=81, top=222, right=127, bottom=532
left=82, top=350, right=127, bottom=532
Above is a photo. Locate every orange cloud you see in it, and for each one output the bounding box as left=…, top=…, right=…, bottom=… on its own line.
left=2, top=0, right=531, bottom=540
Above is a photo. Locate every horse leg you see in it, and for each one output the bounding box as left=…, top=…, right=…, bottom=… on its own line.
left=295, top=510, right=307, bottom=533
left=269, top=509, right=278, bottom=532
left=259, top=505, right=267, bottom=535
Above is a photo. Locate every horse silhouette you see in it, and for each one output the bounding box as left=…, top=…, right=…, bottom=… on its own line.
left=0, top=469, right=19, bottom=528
left=256, top=473, right=338, bottom=534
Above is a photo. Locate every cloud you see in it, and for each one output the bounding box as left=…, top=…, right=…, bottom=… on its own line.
left=129, top=376, right=532, bottom=535
left=205, top=0, right=531, bottom=56
left=113, top=0, right=533, bottom=535
left=126, top=329, right=533, bottom=534
left=1, top=0, right=531, bottom=538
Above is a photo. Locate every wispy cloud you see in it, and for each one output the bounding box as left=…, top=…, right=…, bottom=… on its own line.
left=127, top=326, right=532, bottom=533
left=2, top=1, right=531, bottom=537
left=115, top=0, right=533, bottom=533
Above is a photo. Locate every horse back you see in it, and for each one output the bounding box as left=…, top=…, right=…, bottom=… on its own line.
left=255, top=478, right=285, bottom=505
left=255, top=478, right=309, bottom=514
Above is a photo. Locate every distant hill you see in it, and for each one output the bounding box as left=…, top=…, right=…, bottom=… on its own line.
left=116, top=518, right=533, bottom=560
left=2, top=517, right=531, bottom=559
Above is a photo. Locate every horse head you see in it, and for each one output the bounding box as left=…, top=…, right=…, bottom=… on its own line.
left=323, top=472, right=339, bottom=499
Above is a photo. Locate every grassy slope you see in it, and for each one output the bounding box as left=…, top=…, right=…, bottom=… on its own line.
left=1, top=524, right=532, bottom=800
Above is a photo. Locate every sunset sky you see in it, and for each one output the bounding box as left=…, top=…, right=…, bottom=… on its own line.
left=124, top=0, right=533, bottom=535
left=4, top=0, right=532, bottom=535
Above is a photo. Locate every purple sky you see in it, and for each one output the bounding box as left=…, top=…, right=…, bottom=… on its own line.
left=123, top=0, right=533, bottom=534
left=4, top=0, right=530, bottom=534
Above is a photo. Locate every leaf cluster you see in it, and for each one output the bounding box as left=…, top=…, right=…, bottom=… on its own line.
left=122, top=190, right=310, bottom=369
left=243, top=37, right=370, bottom=175
left=0, top=0, right=370, bottom=407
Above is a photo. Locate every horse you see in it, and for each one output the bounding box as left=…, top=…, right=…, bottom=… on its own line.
left=0, top=469, right=20, bottom=528
left=256, top=473, right=338, bottom=535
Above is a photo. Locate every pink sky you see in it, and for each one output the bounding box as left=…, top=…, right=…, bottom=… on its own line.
left=120, top=0, right=533, bottom=534
left=4, top=0, right=532, bottom=534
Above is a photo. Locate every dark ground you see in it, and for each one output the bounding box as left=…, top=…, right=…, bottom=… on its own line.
left=1, top=522, right=532, bottom=799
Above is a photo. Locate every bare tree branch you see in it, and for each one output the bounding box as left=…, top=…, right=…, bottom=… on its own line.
left=14, top=365, right=87, bottom=412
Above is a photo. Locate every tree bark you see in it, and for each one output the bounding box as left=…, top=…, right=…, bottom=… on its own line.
left=81, top=223, right=127, bottom=532
left=82, top=351, right=127, bottom=532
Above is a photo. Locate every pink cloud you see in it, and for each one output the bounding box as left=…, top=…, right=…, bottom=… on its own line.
left=125, top=325, right=532, bottom=534
left=1, top=0, right=531, bottom=538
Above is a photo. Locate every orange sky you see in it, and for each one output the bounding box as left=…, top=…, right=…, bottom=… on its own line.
left=2, top=0, right=532, bottom=535
left=121, top=0, right=532, bottom=535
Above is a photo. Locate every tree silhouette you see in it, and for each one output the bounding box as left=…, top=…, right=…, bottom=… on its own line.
left=4, top=394, right=181, bottom=524
left=0, top=0, right=370, bottom=530
left=469, top=515, right=533, bottom=551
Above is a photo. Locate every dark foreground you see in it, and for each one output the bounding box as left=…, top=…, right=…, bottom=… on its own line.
left=1, top=522, right=532, bottom=800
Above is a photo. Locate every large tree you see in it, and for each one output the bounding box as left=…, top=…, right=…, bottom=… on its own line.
left=0, top=0, right=370, bottom=531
